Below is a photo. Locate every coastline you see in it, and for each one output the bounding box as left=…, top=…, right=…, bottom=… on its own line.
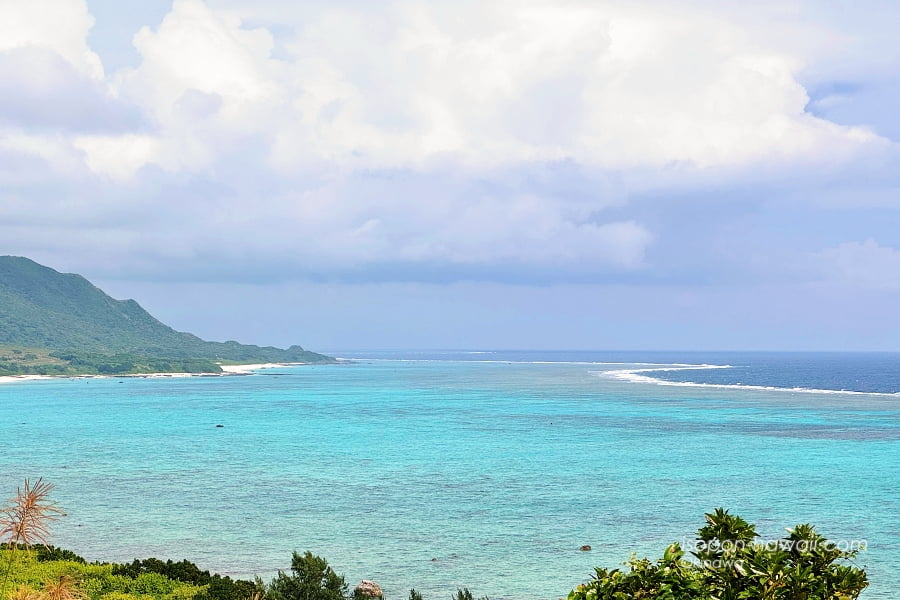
left=218, top=363, right=300, bottom=374
left=0, top=374, right=55, bottom=384
left=0, top=362, right=312, bottom=385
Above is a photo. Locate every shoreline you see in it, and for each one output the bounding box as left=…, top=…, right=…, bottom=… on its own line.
left=218, top=362, right=302, bottom=374
left=0, top=362, right=313, bottom=385
left=0, top=374, right=55, bottom=384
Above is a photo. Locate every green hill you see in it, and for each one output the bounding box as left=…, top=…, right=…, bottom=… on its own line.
left=0, top=256, right=334, bottom=375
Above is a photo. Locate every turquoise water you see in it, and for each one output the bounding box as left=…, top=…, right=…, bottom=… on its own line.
left=1, top=353, right=898, bottom=599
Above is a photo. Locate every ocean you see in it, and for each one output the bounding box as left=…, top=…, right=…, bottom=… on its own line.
left=1, top=351, right=898, bottom=599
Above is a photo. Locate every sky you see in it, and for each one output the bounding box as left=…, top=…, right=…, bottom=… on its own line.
left=1, top=0, right=900, bottom=351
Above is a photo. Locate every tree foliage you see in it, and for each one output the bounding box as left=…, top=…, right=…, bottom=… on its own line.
left=568, top=508, right=868, bottom=600
left=268, top=552, right=348, bottom=600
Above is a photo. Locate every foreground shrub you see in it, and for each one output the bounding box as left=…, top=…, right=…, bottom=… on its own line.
left=42, top=575, right=86, bottom=600
left=450, top=588, right=488, bottom=600
left=8, top=584, right=42, bottom=600
left=568, top=508, right=868, bottom=600
left=195, top=574, right=265, bottom=600
left=1, top=479, right=66, bottom=599
left=268, top=552, right=347, bottom=600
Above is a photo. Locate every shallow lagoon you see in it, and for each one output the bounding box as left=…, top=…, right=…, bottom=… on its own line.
left=2, top=352, right=898, bottom=599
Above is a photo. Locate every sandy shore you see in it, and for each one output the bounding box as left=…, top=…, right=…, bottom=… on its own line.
left=0, top=363, right=307, bottom=384
left=218, top=363, right=301, bottom=374
left=0, top=372, right=215, bottom=384
left=0, top=374, right=55, bottom=384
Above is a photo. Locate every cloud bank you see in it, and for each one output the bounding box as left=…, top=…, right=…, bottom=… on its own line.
left=0, top=0, right=897, bottom=294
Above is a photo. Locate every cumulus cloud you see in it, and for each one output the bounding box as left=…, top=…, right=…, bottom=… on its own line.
left=0, top=47, right=139, bottom=132
left=0, top=0, right=137, bottom=178
left=122, top=0, right=280, bottom=125
left=0, top=0, right=897, bottom=287
left=0, top=160, right=650, bottom=283
left=68, top=0, right=887, bottom=178
left=0, top=0, right=103, bottom=79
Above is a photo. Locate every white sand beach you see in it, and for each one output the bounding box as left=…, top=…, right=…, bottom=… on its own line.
left=0, top=374, right=54, bottom=384
left=218, top=363, right=296, bottom=374
left=0, top=363, right=307, bottom=384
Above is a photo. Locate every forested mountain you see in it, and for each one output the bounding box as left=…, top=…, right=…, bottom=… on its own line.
left=0, top=256, right=333, bottom=374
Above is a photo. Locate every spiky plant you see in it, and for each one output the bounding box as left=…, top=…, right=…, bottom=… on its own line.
left=7, top=584, right=44, bottom=600
left=0, top=479, right=64, bottom=549
left=41, top=576, right=85, bottom=600
left=0, top=479, right=64, bottom=599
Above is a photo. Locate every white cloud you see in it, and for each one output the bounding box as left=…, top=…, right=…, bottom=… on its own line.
left=0, top=0, right=103, bottom=79
left=68, top=0, right=887, bottom=178
left=0, top=0, right=130, bottom=177
left=0, top=47, right=140, bottom=133
left=72, top=134, right=162, bottom=179
left=122, top=0, right=280, bottom=124
left=1, top=0, right=892, bottom=176
left=0, top=0, right=897, bottom=286
left=0, top=131, right=87, bottom=176
left=269, top=189, right=653, bottom=270
left=266, top=0, right=885, bottom=171
left=818, top=239, right=900, bottom=290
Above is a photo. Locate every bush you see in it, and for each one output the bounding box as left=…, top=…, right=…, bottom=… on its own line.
left=568, top=508, right=868, bottom=600
left=99, top=592, right=142, bottom=600
left=268, top=552, right=347, bottom=600
left=195, top=575, right=265, bottom=600
left=112, top=559, right=208, bottom=586
left=35, top=546, right=87, bottom=564
left=450, top=588, right=488, bottom=600
left=111, top=558, right=260, bottom=600
left=129, top=573, right=176, bottom=596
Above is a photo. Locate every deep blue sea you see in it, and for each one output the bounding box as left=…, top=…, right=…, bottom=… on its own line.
left=1, top=351, right=898, bottom=599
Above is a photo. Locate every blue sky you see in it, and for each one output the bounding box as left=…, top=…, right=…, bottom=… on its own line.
left=2, top=0, right=899, bottom=351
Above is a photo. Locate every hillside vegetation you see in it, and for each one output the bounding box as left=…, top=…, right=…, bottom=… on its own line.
left=0, top=256, right=333, bottom=375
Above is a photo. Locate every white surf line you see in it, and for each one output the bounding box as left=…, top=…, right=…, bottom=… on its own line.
left=333, top=357, right=706, bottom=366
left=598, top=364, right=733, bottom=382
left=595, top=364, right=900, bottom=397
